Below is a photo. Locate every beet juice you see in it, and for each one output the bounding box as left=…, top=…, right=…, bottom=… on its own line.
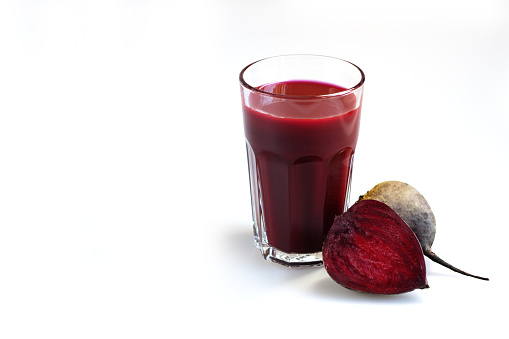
left=240, top=55, right=365, bottom=267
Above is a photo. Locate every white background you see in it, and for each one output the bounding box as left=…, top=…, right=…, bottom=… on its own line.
left=1, top=0, right=508, bottom=338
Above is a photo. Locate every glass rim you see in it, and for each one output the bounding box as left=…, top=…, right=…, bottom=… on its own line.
left=239, top=54, right=365, bottom=99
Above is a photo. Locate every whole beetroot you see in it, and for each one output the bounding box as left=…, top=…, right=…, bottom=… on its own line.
left=360, top=181, right=488, bottom=281
left=323, top=199, right=429, bottom=294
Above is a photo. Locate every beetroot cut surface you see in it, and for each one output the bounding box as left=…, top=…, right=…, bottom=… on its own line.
left=323, top=199, right=429, bottom=294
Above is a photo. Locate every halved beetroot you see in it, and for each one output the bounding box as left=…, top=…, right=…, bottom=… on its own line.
left=323, top=199, right=428, bottom=294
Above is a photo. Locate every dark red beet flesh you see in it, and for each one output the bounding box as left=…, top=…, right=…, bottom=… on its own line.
left=323, top=200, right=429, bottom=294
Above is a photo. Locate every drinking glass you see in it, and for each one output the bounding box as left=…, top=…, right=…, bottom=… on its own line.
left=240, top=55, right=365, bottom=267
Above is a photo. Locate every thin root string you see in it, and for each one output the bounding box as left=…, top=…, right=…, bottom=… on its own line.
left=424, top=250, right=489, bottom=281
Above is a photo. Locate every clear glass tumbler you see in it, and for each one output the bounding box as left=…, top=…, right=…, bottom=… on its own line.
left=240, top=55, right=365, bottom=267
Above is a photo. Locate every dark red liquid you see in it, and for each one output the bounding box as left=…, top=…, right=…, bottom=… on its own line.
left=243, top=80, right=362, bottom=254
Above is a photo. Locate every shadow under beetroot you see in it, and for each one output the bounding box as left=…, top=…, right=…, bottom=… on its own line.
left=308, top=272, right=426, bottom=304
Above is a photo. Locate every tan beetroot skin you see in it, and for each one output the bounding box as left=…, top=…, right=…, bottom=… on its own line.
left=360, top=181, right=489, bottom=281
left=323, top=199, right=428, bottom=294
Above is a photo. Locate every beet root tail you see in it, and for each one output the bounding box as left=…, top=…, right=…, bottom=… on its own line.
left=424, top=249, right=489, bottom=281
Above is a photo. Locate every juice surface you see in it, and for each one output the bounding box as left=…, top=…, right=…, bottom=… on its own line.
left=243, top=80, right=361, bottom=253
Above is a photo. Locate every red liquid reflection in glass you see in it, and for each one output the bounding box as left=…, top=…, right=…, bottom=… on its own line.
left=243, top=80, right=361, bottom=254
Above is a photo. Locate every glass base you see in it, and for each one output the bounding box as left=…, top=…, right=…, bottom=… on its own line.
left=253, top=225, right=323, bottom=268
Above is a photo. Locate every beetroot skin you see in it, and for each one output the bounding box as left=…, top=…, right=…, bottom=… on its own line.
left=323, top=200, right=429, bottom=294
